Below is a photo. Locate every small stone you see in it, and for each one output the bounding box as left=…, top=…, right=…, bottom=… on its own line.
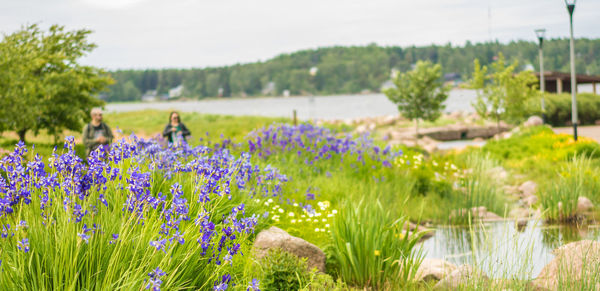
left=416, top=258, right=457, bottom=282
left=516, top=219, right=528, bottom=232
left=518, top=181, right=537, bottom=197
left=577, top=196, right=594, bottom=213
left=434, top=265, right=489, bottom=290
left=524, top=116, right=543, bottom=127
left=522, top=195, right=538, bottom=207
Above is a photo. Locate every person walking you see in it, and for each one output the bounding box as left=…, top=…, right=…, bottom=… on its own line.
left=162, top=111, right=191, bottom=144
left=82, top=108, right=114, bottom=157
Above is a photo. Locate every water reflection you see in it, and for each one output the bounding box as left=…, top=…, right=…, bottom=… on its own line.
left=420, top=221, right=600, bottom=279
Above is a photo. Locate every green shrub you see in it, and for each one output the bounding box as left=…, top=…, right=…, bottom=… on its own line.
left=300, top=273, right=351, bottom=291
left=479, top=126, right=600, bottom=172
left=259, top=248, right=311, bottom=291
left=448, top=153, right=507, bottom=223
left=327, top=198, right=424, bottom=289
left=525, top=93, right=600, bottom=126
left=541, top=155, right=600, bottom=222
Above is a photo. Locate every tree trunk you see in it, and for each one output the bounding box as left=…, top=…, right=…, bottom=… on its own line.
left=415, top=119, right=419, bottom=146
left=17, top=129, right=27, bottom=143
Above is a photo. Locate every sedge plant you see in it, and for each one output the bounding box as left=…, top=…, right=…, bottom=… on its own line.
left=326, top=198, right=425, bottom=289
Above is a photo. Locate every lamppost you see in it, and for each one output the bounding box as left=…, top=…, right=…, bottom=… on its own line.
left=535, top=28, right=546, bottom=123
left=565, top=0, right=578, bottom=141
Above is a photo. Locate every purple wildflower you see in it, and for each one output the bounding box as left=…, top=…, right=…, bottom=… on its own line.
left=247, top=279, right=260, bottom=291
left=18, top=238, right=29, bottom=252
left=150, top=238, right=167, bottom=253
left=146, top=267, right=166, bottom=291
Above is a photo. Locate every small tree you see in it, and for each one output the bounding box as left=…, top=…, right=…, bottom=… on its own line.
left=0, top=24, right=113, bottom=143
left=383, top=60, right=449, bottom=138
left=469, top=53, right=538, bottom=129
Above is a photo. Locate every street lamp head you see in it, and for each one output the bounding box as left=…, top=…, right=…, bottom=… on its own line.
left=535, top=28, right=546, bottom=47
left=535, top=29, right=546, bottom=40
left=565, top=0, right=576, bottom=15
left=534, top=29, right=546, bottom=38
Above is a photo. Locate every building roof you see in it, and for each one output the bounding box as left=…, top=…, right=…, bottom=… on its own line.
left=534, top=71, right=600, bottom=84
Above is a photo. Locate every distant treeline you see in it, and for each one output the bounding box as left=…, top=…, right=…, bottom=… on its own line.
left=105, top=38, right=600, bottom=102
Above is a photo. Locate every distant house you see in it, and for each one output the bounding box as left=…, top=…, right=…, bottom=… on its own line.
left=380, top=80, right=394, bottom=91
left=262, top=82, right=276, bottom=96
left=168, top=84, right=184, bottom=99
left=443, top=73, right=462, bottom=86
left=141, top=90, right=158, bottom=102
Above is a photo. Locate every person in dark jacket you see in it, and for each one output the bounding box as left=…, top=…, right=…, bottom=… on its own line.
left=162, top=111, right=191, bottom=144
left=82, top=108, right=114, bottom=157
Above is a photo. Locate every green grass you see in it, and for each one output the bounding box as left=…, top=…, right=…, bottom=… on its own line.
left=327, top=198, right=424, bottom=289
left=541, top=155, right=600, bottom=223
left=104, top=110, right=292, bottom=143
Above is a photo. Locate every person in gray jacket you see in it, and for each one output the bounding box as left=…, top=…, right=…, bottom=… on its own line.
left=82, top=108, right=113, bottom=157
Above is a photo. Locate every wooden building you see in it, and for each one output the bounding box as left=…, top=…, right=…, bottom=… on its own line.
left=534, top=71, right=600, bottom=94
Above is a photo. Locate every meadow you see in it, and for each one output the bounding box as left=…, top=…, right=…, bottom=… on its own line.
left=1, top=110, right=600, bottom=290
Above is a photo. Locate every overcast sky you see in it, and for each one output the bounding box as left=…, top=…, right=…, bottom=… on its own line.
left=1, top=0, right=599, bottom=70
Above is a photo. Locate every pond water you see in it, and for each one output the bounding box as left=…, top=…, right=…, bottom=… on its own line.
left=421, top=220, right=600, bottom=279
left=106, top=89, right=478, bottom=120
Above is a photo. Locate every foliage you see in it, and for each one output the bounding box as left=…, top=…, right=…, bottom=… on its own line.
left=258, top=248, right=311, bottom=291
left=395, top=151, right=457, bottom=197
left=300, top=272, right=351, bottom=291
left=469, top=54, right=538, bottom=126
left=447, top=153, right=507, bottom=223
left=541, top=155, right=600, bottom=222
left=383, top=60, right=449, bottom=136
left=104, top=38, right=600, bottom=101
left=525, top=93, right=600, bottom=126
left=0, top=24, right=113, bottom=142
left=479, top=126, right=600, bottom=167
left=327, top=198, right=424, bottom=289
left=0, top=137, right=282, bottom=289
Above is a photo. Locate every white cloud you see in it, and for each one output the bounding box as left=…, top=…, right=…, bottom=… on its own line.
left=0, top=0, right=598, bottom=69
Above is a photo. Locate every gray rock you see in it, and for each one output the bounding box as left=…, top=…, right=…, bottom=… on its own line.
left=434, top=265, right=489, bottom=290
left=522, top=195, right=538, bottom=207
left=533, top=240, right=600, bottom=290
left=253, top=226, right=326, bottom=272
left=518, top=181, right=538, bottom=197
left=416, top=258, right=457, bottom=282
left=577, top=196, right=594, bottom=213
left=449, top=206, right=502, bottom=221
left=524, top=116, right=544, bottom=127
left=509, top=207, right=532, bottom=219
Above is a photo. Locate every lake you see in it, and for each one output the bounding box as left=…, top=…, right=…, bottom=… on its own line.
left=106, top=89, right=478, bottom=120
